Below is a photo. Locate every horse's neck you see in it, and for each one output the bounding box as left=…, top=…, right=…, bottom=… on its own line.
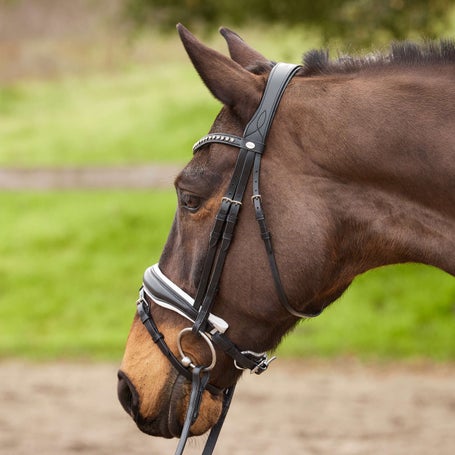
left=299, top=70, right=455, bottom=275
left=334, top=184, right=455, bottom=276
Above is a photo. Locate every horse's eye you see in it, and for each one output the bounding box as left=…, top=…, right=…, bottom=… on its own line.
left=180, top=192, right=202, bottom=212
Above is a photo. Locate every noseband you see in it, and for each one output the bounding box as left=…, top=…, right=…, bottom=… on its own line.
left=137, top=63, right=319, bottom=455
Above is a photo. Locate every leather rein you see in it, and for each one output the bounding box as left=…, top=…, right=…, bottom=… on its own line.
left=137, top=63, right=319, bottom=455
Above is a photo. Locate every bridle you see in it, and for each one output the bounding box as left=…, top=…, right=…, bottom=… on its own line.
left=136, top=63, right=320, bottom=455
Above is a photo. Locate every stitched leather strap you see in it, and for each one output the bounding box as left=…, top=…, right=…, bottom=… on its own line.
left=252, top=150, right=322, bottom=318
left=192, top=63, right=302, bottom=333
left=243, top=63, right=301, bottom=149
left=173, top=366, right=210, bottom=455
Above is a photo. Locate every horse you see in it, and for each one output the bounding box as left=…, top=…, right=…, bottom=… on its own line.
left=118, top=24, right=455, bottom=454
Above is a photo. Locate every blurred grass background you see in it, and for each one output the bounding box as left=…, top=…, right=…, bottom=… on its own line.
left=0, top=0, right=454, bottom=362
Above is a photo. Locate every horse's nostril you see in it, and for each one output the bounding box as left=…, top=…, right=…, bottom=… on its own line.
left=117, top=370, right=139, bottom=418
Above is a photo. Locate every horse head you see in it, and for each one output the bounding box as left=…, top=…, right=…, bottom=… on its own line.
left=117, top=25, right=349, bottom=440
left=117, top=24, right=455, bottom=447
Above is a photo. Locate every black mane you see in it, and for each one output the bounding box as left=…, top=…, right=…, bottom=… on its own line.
left=300, top=40, right=455, bottom=77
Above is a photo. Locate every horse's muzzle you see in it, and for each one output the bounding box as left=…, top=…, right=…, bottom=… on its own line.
left=117, top=370, right=140, bottom=420
left=117, top=369, right=183, bottom=438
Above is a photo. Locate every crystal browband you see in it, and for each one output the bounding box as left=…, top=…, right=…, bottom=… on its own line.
left=193, top=133, right=253, bottom=154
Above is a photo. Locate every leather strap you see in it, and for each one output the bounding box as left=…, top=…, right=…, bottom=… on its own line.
left=192, top=149, right=256, bottom=332
left=173, top=366, right=210, bottom=455
left=192, top=63, right=302, bottom=334
left=201, top=386, right=236, bottom=455
left=252, top=149, right=322, bottom=318
left=243, top=63, right=301, bottom=149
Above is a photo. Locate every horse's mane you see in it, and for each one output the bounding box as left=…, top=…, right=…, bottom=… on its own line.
left=300, top=40, right=455, bottom=77
left=247, top=40, right=455, bottom=77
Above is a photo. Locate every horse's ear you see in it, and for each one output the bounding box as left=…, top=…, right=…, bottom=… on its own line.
left=177, top=24, right=262, bottom=112
left=219, top=27, right=270, bottom=68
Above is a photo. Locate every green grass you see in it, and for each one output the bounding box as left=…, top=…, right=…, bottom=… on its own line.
left=0, top=65, right=219, bottom=166
left=0, top=191, right=175, bottom=359
left=1, top=191, right=454, bottom=361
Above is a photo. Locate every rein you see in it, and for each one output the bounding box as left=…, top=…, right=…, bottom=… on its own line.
left=137, top=63, right=318, bottom=455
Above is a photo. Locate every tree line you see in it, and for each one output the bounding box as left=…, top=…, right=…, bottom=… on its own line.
left=124, top=0, right=452, bottom=47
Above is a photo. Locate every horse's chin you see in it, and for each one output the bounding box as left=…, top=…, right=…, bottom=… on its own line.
left=133, top=375, right=223, bottom=439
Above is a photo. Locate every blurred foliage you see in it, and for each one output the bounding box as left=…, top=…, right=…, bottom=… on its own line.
left=124, top=0, right=453, bottom=47
left=0, top=64, right=218, bottom=166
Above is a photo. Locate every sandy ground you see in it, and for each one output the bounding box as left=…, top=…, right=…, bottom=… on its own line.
left=1, top=360, right=454, bottom=455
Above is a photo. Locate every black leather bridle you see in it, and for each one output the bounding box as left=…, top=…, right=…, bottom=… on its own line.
left=136, top=63, right=320, bottom=455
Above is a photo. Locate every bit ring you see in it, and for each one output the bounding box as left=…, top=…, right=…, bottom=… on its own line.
left=177, top=328, right=217, bottom=372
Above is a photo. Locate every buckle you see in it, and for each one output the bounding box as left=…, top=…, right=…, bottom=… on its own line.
left=234, top=351, right=277, bottom=375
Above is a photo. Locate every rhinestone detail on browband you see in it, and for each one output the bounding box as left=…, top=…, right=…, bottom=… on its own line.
left=192, top=133, right=243, bottom=153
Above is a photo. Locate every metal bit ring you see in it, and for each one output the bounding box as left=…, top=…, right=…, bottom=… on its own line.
left=177, top=328, right=217, bottom=372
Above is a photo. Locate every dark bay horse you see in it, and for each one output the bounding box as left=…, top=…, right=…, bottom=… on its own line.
left=118, top=24, right=455, bottom=451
